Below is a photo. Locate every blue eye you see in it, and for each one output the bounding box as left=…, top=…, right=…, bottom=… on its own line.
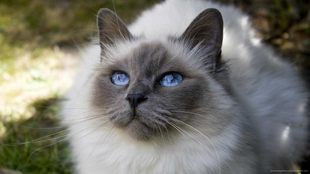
left=160, top=72, right=183, bottom=87
left=111, top=72, right=130, bottom=86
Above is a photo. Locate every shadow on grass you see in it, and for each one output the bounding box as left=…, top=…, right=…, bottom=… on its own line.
left=0, top=98, right=73, bottom=174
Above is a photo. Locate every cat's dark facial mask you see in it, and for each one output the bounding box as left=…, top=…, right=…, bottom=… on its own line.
left=92, top=42, right=207, bottom=140
left=91, top=8, right=228, bottom=140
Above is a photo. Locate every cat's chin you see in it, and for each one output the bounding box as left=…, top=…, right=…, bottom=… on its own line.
left=124, top=119, right=153, bottom=141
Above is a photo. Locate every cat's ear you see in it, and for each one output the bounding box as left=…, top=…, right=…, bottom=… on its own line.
left=97, top=8, right=133, bottom=50
left=180, top=8, right=223, bottom=72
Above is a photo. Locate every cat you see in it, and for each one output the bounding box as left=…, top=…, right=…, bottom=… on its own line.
left=61, top=0, right=309, bottom=173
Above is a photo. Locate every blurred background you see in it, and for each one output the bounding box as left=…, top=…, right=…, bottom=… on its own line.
left=0, top=0, right=309, bottom=173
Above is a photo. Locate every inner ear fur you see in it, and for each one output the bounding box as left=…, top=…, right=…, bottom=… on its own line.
left=97, top=8, right=133, bottom=53
left=180, top=8, right=223, bottom=72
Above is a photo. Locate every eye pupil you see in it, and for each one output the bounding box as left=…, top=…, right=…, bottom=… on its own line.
left=166, top=75, right=174, bottom=83
left=117, top=74, right=124, bottom=82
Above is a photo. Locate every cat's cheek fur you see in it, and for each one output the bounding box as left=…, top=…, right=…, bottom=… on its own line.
left=157, top=78, right=206, bottom=110
left=91, top=75, right=123, bottom=108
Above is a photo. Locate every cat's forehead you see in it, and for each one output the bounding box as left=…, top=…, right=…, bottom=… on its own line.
left=102, top=40, right=205, bottom=78
left=108, top=41, right=190, bottom=76
left=130, top=42, right=173, bottom=75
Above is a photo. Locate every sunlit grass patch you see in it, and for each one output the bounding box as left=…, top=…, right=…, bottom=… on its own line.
left=0, top=48, right=78, bottom=121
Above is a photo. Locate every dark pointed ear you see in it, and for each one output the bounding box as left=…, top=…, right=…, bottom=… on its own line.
left=97, top=8, right=133, bottom=52
left=180, top=8, right=223, bottom=72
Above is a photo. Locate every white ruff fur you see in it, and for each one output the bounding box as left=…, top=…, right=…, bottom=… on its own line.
left=61, top=0, right=309, bottom=173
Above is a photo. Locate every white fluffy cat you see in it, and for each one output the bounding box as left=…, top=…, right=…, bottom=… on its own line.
left=61, top=0, right=309, bottom=173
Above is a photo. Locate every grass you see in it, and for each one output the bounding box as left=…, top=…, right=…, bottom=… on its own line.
left=0, top=99, right=72, bottom=174
left=0, top=0, right=161, bottom=173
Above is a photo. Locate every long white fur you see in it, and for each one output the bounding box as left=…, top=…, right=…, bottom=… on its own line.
left=62, top=0, right=309, bottom=173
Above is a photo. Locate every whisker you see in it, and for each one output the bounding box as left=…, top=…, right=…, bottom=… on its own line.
left=167, top=117, right=222, bottom=174
left=75, top=0, right=98, bottom=12
left=82, top=125, right=114, bottom=164
left=158, top=127, right=165, bottom=145
left=170, top=110, right=222, bottom=124
left=20, top=114, right=103, bottom=130
left=62, top=114, right=104, bottom=123
left=1, top=116, right=105, bottom=146
left=1, top=129, right=68, bottom=147
left=165, top=121, right=187, bottom=139
left=98, top=125, right=115, bottom=152
left=25, top=119, right=109, bottom=166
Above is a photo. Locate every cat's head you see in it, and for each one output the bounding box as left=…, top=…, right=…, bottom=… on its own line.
left=91, top=8, right=237, bottom=141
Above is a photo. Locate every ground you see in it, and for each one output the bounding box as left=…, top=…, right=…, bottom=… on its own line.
left=0, top=0, right=309, bottom=173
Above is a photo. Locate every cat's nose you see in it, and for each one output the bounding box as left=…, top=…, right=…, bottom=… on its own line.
left=126, top=94, right=147, bottom=108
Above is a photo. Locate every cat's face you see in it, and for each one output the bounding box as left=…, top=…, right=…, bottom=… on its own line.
left=92, top=41, right=209, bottom=140
left=90, top=8, right=236, bottom=140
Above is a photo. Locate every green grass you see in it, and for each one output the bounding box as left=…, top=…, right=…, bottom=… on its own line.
left=0, top=99, right=72, bottom=174
left=0, top=0, right=162, bottom=173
